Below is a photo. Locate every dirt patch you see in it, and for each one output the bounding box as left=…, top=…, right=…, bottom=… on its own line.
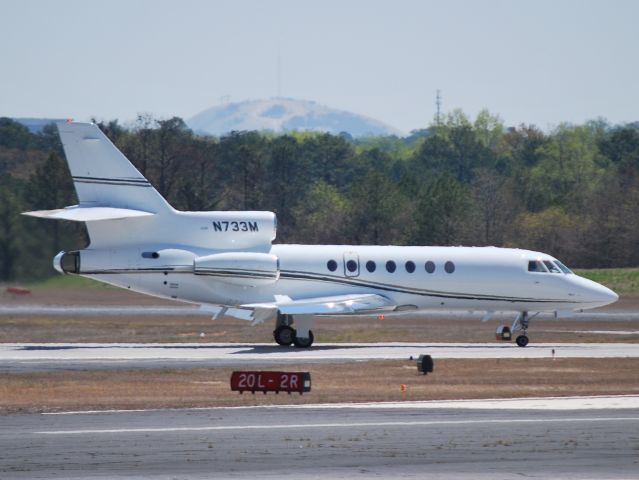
left=2, top=358, right=638, bottom=414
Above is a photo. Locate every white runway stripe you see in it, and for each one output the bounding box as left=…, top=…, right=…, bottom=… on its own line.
left=41, top=395, right=639, bottom=415
left=36, top=416, right=639, bottom=435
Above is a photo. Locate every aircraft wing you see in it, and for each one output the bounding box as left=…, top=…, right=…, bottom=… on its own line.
left=243, top=293, right=396, bottom=316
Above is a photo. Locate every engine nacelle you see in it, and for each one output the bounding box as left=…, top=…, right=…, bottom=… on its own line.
left=194, top=252, right=280, bottom=286
left=54, top=248, right=197, bottom=275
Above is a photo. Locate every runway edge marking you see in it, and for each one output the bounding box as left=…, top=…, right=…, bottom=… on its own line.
left=35, top=416, right=639, bottom=436
left=42, top=394, right=639, bottom=416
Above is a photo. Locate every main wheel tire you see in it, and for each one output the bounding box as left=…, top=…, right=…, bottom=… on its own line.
left=516, top=335, right=529, bottom=347
left=293, top=330, right=314, bottom=348
left=273, top=325, right=295, bottom=346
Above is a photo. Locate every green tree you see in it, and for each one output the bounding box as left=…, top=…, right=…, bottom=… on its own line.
left=263, top=136, right=308, bottom=241
left=412, top=173, right=469, bottom=245
left=292, top=181, right=350, bottom=244
left=0, top=176, right=21, bottom=280
left=524, top=124, right=603, bottom=212
left=347, top=170, right=411, bottom=245
left=598, top=126, right=639, bottom=178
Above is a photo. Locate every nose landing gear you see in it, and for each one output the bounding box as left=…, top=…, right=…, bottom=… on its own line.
left=496, top=311, right=533, bottom=347
left=512, top=311, right=531, bottom=348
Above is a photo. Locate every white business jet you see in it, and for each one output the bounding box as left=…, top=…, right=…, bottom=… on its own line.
left=24, top=122, right=618, bottom=348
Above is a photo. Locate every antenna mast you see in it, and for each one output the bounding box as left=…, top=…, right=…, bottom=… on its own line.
left=435, top=89, right=442, bottom=125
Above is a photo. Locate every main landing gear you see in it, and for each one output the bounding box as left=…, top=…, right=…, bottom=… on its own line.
left=496, top=311, right=532, bottom=347
left=273, top=314, right=315, bottom=348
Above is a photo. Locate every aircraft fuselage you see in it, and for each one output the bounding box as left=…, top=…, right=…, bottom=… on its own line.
left=61, top=244, right=617, bottom=314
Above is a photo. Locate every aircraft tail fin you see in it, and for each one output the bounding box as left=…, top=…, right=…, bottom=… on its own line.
left=55, top=121, right=172, bottom=214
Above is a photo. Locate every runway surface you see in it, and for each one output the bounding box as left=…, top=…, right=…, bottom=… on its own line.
left=1, top=396, right=638, bottom=479
left=1, top=342, right=638, bottom=373
left=2, top=342, right=638, bottom=372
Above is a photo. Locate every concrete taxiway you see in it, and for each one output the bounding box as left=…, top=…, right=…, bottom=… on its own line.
left=1, top=396, right=638, bottom=479
left=1, top=342, right=638, bottom=372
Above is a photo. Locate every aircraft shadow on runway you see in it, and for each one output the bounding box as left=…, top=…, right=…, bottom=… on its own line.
left=17, top=342, right=540, bottom=354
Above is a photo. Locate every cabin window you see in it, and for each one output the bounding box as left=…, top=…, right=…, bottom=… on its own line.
left=142, top=252, right=159, bottom=259
left=543, top=260, right=562, bottom=274
left=425, top=261, right=435, bottom=273
left=444, top=261, right=455, bottom=274
left=327, top=259, right=338, bottom=272
left=554, top=260, right=572, bottom=274
left=528, top=260, right=547, bottom=272
left=346, top=259, right=358, bottom=273
left=366, top=260, right=376, bottom=272
left=386, top=260, right=396, bottom=273
left=405, top=261, right=415, bottom=273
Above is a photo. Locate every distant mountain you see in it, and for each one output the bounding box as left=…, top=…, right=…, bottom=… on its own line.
left=187, top=98, right=402, bottom=137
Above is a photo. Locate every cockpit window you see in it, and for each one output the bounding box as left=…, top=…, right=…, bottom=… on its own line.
left=543, top=260, right=562, bottom=273
left=554, top=260, right=573, bottom=274
left=528, top=260, right=547, bottom=273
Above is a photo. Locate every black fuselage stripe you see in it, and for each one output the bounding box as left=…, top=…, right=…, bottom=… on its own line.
left=278, top=271, right=574, bottom=304
left=80, top=267, right=576, bottom=304
left=73, top=180, right=152, bottom=187
left=73, top=176, right=149, bottom=183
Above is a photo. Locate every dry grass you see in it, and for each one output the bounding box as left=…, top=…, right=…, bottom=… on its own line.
left=2, top=358, right=638, bottom=414
left=2, top=287, right=639, bottom=414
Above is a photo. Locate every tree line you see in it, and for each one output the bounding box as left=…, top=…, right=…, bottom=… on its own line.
left=1, top=111, right=638, bottom=281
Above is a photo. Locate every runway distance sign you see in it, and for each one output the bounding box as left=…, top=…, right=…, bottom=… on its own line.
left=230, top=371, right=311, bottom=395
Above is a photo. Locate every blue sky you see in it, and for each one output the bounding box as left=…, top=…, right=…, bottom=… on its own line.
left=1, top=0, right=637, bottom=133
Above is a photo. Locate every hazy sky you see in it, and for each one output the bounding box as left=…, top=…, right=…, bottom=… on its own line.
left=1, top=0, right=637, bottom=133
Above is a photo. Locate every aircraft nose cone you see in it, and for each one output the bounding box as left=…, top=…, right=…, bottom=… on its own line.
left=604, top=287, right=619, bottom=303
left=582, top=279, right=619, bottom=307
left=599, top=285, right=619, bottom=304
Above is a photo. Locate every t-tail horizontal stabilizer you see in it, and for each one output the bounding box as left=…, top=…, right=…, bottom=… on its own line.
left=22, top=206, right=155, bottom=222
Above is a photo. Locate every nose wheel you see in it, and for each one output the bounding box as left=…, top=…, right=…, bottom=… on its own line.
left=511, top=311, right=533, bottom=347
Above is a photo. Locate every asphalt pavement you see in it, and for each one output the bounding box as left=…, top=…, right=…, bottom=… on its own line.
left=1, top=399, right=638, bottom=479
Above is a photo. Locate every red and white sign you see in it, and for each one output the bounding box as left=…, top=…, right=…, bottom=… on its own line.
left=230, top=371, right=311, bottom=395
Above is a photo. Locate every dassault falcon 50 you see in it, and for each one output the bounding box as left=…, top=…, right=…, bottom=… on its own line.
left=24, top=121, right=619, bottom=348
